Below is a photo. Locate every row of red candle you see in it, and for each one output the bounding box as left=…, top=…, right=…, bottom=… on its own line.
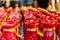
left=22, top=7, right=60, bottom=40
left=0, top=6, right=60, bottom=40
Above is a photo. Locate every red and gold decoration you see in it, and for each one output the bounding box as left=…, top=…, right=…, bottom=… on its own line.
left=0, top=6, right=60, bottom=40
left=22, top=7, right=60, bottom=40
left=0, top=6, right=21, bottom=40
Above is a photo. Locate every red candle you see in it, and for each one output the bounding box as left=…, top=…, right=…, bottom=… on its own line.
left=1, top=22, right=17, bottom=40
left=24, top=19, right=39, bottom=40
left=1, top=11, right=20, bottom=40
left=42, top=30, right=54, bottom=40
left=40, top=16, right=56, bottom=40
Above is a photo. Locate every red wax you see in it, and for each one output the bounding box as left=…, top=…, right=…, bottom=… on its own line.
left=40, top=16, right=56, bottom=28
left=24, top=18, right=39, bottom=40
left=1, top=19, right=19, bottom=40
left=42, top=30, right=54, bottom=40
left=1, top=32, right=17, bottom=40
left=24, top=19, right=39, bottom=28
left=40, top=16, right=56, bottom=40
left=24, top=31, right=39, bottom=40
left=3, top=20, right=19, bottom=29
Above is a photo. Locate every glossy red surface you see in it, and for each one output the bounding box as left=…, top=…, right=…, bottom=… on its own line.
left=1, top=32, right=17, bottom=40
left=24, top=19, right=39, bottom=28
left=24, top=31, right=39, bottom=40
left=42, top=30, right=54, bottom=40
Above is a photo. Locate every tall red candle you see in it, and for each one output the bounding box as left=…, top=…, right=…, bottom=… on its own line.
left=24, top=19, right=39, bottom=40
left=1, top=13, right=20, bottom=40
left=40, top=16, right=56, bottom=40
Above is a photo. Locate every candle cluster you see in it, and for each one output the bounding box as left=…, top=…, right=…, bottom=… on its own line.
left=0, top=6, right=60, bottom=40
left=22, top=7, right=60, bottom=40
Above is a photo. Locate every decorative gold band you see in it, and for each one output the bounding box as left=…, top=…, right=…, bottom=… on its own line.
left=3, top=28, right=14, bottom=32
left=27, top=28, right=37, bottom=31
left=44, top=27, right=56, bottom=31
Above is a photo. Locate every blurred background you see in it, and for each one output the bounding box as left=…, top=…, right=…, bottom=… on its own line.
left=0, top=0, right=60, bottom=11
